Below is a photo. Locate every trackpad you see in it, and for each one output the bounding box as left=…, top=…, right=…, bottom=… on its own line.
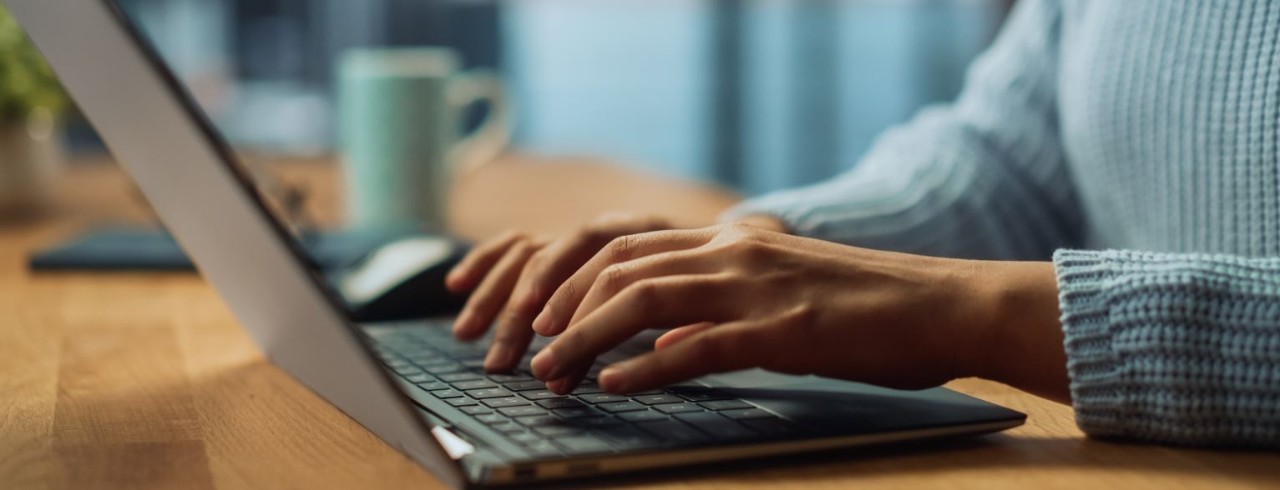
left=705, top=373, right=1021, bottom=433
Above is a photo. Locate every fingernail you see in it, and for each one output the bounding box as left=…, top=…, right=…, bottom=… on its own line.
left=599, top=366, right=627, bottom=393
left=531, top=347, right=557, bottom=380
left=484, top=343, right=515, bottom=372
left=531, top=311, right=551, bottom=335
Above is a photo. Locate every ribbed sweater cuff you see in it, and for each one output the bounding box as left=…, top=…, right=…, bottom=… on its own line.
left=1052, top=249, right=1128, bottom=437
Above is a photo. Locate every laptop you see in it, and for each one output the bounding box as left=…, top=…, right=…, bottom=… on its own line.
left=7, top=0, right=1026, bottom=486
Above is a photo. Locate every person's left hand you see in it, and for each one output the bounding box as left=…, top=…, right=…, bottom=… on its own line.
left=526, top=223, right=1067, bottom=399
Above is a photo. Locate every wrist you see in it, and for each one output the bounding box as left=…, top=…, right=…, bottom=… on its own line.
left=966, top=260, right=1070, bottom=401
left=732, top=214, right=789, bottom=234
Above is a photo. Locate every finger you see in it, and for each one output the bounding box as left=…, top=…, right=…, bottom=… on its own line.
left=446, top=231, right=527, bottom=292
left=545, top=366, right=589, bottom=395
left=484, top=307, right=536, bottom=372
left=506, top=233, right=604, bottom=322
left=532, top=228, right=716, bottom=336
left=598, top=321, right=771, bottom=393
left=568, top=250, right=722, bottom=329
left=510, top=214, right=678, bottom=318
left=452, top=240, right=539, bottom=340
left=531, top=275, right=736, bottom=381
left=654, top=322, right=717, bottom=350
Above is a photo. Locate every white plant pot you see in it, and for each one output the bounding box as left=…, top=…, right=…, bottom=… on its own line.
left=0, top=112, right=62, bottom=219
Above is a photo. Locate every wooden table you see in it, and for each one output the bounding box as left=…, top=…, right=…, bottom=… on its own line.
left=2, top=155, right=1277, bottom=490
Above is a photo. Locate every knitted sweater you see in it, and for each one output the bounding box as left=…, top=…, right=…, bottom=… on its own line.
left=729, top=0, right=1280, bottom=448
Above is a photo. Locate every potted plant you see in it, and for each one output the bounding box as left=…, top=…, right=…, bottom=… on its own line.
left=0, top=5, right=70, bottom=219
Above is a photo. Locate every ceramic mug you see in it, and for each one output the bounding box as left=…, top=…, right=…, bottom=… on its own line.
left=338, top=47, right=510, bottom=229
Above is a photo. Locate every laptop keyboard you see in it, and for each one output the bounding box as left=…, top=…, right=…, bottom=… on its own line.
left=366, top=321, right=802, bottom=458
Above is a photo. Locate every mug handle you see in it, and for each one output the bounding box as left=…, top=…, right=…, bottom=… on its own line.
left=446, top=69, right=512, bottom=173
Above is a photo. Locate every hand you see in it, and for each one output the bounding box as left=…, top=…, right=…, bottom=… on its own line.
left=445, top=213, right=678, bottom=372
left=527, top=223, right=1069, bottom=401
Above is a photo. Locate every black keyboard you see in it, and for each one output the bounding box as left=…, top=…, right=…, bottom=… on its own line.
left=365, top=321, right=802, bottom=458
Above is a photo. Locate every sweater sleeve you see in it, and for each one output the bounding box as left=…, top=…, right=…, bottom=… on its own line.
left=1054, top=249, right=1280, bottom=448
left=725, top=0, right=1080, bottom=260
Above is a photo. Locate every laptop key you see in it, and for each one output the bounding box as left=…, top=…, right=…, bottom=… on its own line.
left=459, top=406, right=492, bottom=415
left=677, top=390, right=732, bottom=402
left=666, top=383, right=712, bottom=393
left=552, top=407, right=603, bottom=419
left=634, top=394, right=683, bottom=405
left=700, top=400, right=755, bottom=411
left=446, top=397, right=478, bottom=407
left=452, top=380, right=496, bottom=391
left=504, top=380, right=547, bottom=391
left=598, top=401, right=647, bottom=413
left=476, top=413, right=506, bottom=424
left=554, top=435, right=614, bottom=455
left=515, top=415, right=559, bottom=427
left=392, top=366, right=425, bottom=377
left=534, top=425, right=586, bottom=437
left=571, top=381, right=603, bottom=394
left=412, top=356, right=454, bottom=366
left=638, top=420, right=709, bottom=444
left=403, top=373, right=433, bottom=383
left=499, top=405, right=546, bottom=418
left=487, top=373, right=533, bottom=383
left=482, top=397, right=529, bottom=408
left=624, top=390, right=664, bottom=396
left=536, top=398, right=586, bottom=410
left=425, top=364, right=464, bottom=375
left=721, top=408, right=774, bottom=420
left=567, top=416, right=623, bottom=429
left=413, top=360, right=454, bottom=370
left=618, top=410, right=668, bottom=422
left=653, top=403, right=703, bottom=414
left=439, top=372, right=483, bottom=383
left=675, top=412, right=756, bottom=439
left=519, top=390, right=561, bottom=401
left=578, top=393, right=627, bottom=404
left=431, top=389, right=464, bottom=399
left=467, top=388, right=513, bottom=399
left=415, top=381, right=448, bottom=392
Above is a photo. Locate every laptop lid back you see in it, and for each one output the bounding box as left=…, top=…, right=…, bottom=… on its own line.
left=3, top=0, right=464, bottom=486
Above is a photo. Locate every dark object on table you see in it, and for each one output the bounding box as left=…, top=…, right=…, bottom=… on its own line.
left=329, top=236, right=470, bottom=322
left=29, top=227, right=423, bottom=272
left=30, top=227, right=471, bottom=322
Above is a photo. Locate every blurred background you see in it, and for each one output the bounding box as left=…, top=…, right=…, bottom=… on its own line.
left=0, top=0, right=1010, bottom=228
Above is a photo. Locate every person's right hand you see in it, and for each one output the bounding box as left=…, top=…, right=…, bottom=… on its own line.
left=444, top=213, right=677, bottom=372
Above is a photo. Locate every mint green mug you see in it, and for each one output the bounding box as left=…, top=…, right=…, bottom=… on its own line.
left=338, top=48, right=510, bottom=229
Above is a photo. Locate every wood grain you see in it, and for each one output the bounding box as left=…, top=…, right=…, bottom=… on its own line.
left=1, top=156, right=1277, bottom=489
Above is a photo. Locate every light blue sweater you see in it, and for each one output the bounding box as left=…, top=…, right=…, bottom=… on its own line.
left=730, top=0, right=1280, bottom=448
